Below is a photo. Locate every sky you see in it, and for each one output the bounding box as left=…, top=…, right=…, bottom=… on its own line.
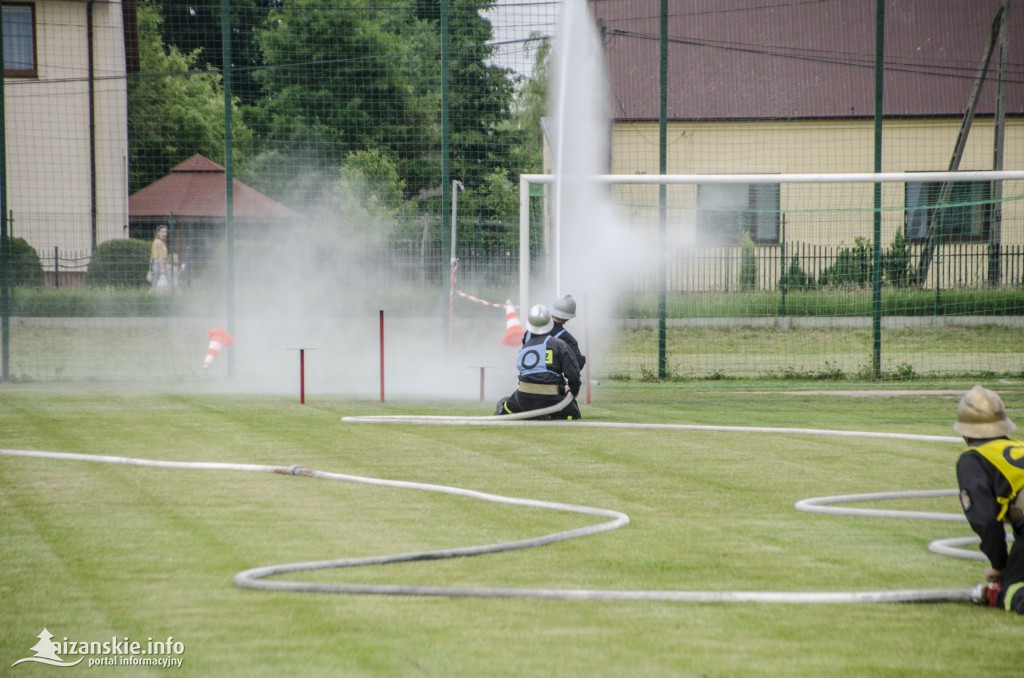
left=483, top=0, right=560, bottom=77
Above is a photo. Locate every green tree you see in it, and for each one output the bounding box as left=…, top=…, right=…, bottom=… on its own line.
left=883, top=230, right=912, bottom=288
left=87, top=239, right=151, bottom=288
left=247, top=1, right=433, bottom=203
left=453, top=31, right=551, bottom=243
left=502, top=33, right=550, bottom=179
left=739, top=232, right=758, bottom=290
left=246, top=0, right=518, bottom=227
left=158, top=1, right=272, bottom=107
left=778, top=254, right=815, bottom=291
left=5, top=237, right=44, bottom=287
left=398, top=1, right=527, bottom=247
left=414, top=1, right=516, bottom=191
left=819, top=237, right=873, bottom=287
left=128, top=1, right=252, bottom=193
left=336, top=149, right=416, bottom=244
left=455, top=170, right=520, bottom=257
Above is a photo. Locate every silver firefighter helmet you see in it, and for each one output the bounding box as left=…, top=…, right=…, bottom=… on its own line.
left=551, top=294, right=577, bottom=320
left=526, top=304, right=554, bottom=334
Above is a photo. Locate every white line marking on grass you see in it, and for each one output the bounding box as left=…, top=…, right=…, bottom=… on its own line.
left=0, top=434, right=977, bottom=604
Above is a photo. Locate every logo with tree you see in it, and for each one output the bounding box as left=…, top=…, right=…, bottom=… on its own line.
left=11, top=629, right=83, bottom=668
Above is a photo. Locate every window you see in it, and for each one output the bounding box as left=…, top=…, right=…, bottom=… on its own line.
left=3, top=3, right=36, bottom=77
left=906, top=180, right=990, bottom=243
left=696, top=183, right=780, bottom=245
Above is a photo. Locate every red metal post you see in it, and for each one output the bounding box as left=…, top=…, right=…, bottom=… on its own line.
left=584, top=291, right=592, bottom=405
left=379, top=310, right=385, bottom=403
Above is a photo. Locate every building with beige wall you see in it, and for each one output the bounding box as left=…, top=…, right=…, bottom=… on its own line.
left=610, top=117, right=1024, bottom=247
left=578, top=0, right=1024, bottom=290
left=2, top=0, right=130, bottom=260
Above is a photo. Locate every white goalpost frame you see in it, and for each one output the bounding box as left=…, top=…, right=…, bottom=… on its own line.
left=517, top=170, right=1024, bottom=313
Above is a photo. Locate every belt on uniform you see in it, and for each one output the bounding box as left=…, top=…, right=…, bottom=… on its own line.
left=517, top=381, right=561, bottom=396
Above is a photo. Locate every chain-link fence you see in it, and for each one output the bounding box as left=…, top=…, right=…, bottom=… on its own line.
left=1, top=0, right=1022, bottom=389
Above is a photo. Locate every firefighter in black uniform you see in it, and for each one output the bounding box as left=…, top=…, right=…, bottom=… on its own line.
left=494, top=304, right=582, bottom=420
left=550, top=294, right=586, bottom=371
left=954, top=385, right=1024, bottom=614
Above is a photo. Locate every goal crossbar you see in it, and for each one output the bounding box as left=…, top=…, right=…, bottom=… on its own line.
left=516, top=170, right=1024, bottom=309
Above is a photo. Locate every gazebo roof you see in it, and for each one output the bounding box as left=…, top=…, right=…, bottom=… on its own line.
left=129, top=154, right=302, bottom=220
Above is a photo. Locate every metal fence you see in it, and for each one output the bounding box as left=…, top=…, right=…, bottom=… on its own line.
left=654, top=243, right=1024, bottom=293
left=22, top=239, right=1024, bottom=294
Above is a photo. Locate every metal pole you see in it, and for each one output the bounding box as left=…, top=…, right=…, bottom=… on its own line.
left=657, top=0, right=668, bottom=380
left=87, top=0, right=97, bottom=252
left=379, top=310, right=386, bottom=403
left=0, top=9, right=8, bottom=381
left=989, top=0, right=1010, bottom=286
left=0, top=214, right=8, bottom=382
left=450, top=181, right=462, bottom=265
left=779, top=216, right=787, bottom=317
left=519, top=175, right=530, bottom=315
left=441, top=0, right=451, bottom=337
left=288, top=348, right=315, bottom=403
left=583, top=289, right=591, bottom=404
left=448, top=180, right=462, bottom=359
left=222, top=0, right=235, bottom=376
left=168, top=213, right=175, bottom=295
left=300, top=349, right=306, bottom=404
left=871, top=0, right=885, bottom=378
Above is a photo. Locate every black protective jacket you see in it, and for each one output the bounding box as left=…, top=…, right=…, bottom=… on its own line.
left=551, top=322, right=586, bottom=371
left=956, top=437, right=1024, bottom=570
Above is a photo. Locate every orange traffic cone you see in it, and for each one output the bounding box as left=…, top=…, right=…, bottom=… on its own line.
left=500, top=300, right=524, bottom=347
left=204, top=328, right=235, bottom=369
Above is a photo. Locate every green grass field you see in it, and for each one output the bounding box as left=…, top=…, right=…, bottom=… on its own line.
left=2, top=381, right=1022, bottom=676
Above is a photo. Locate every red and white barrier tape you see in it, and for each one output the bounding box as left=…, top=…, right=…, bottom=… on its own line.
left=455, top=290, right=515, bottom=309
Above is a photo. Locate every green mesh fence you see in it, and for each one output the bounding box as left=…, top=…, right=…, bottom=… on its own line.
left=555, top=174, right=1024, bottom=380
left=0, top=0, right=1021, bottom=390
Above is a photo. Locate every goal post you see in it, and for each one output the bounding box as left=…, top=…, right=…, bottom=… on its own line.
left=519, top=170, right=1024, bottom=308
left=519, top=170, right=1024, bottom=380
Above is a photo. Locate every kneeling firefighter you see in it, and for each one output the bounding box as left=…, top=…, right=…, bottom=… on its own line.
left=494, top=304, right=582, bottom=420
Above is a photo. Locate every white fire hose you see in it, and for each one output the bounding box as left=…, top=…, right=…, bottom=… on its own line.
left=1, top=421, right=982, bottom=604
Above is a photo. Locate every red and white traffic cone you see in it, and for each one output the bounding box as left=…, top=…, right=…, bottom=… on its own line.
left=500, top=300, right=524, bottom=347
left=204, top=328, right=235, bottom=369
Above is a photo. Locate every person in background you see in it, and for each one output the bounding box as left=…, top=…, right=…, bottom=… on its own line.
left=549, top=293, right=586, bottom=371
left=954, top=384, right=1024, bottom=614
left=494, top=304, right=582, bottom=420
left=150, top=225, right=169, bottom=291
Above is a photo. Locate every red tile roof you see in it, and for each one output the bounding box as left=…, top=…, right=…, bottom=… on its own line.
left=129, top=154, right=302, bottom=220
left=591, top=0, right=1024, bottom=121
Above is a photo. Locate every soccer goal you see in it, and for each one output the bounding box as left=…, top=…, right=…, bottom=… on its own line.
left=518, top=170, right=1024, bottom=380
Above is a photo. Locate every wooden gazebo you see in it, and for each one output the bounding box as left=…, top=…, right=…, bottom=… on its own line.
left=129, top=154, right=302, bottom=270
